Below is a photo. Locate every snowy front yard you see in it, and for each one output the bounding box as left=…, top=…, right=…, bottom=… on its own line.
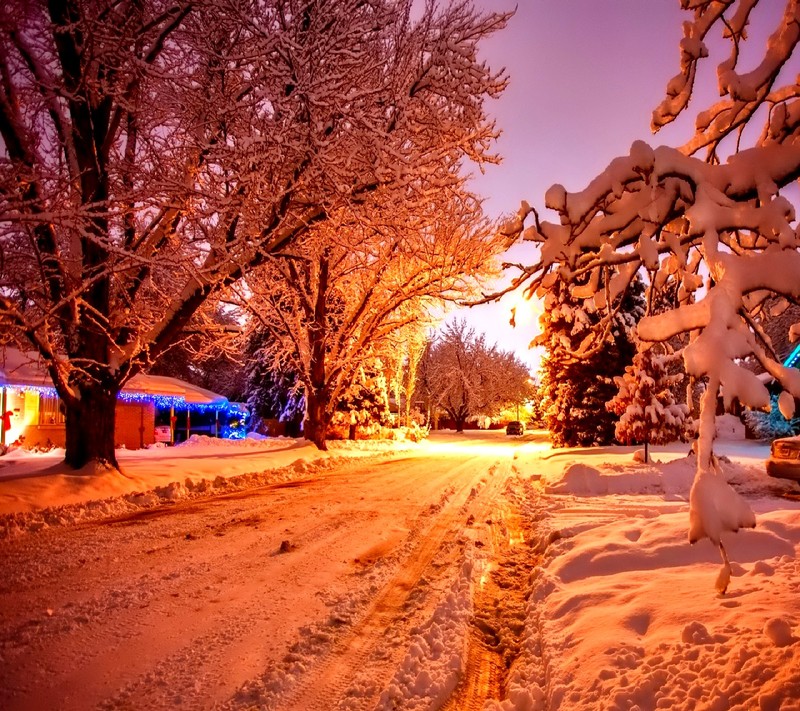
left=0, top=430, right=798, bottom=710
left=510, top=438, right=800, bottom=710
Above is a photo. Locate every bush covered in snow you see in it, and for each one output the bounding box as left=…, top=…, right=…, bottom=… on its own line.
left=607, top=344, right=689, bottom=459
left=743, top=394, right=800, bottom=440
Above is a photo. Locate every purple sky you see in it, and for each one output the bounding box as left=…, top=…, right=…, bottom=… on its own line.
left=446, top=1, right=737, bottom=372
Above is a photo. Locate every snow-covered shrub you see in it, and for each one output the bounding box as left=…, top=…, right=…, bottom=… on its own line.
left=607, top=344, right=689, bottom=459
left=743, top=394, right=800, bottom=440
left=398, top=423, right=430, bottom=442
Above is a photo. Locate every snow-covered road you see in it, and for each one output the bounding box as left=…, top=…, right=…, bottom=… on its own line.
left=3, top=430, right=798, bottom=710
left=0, top=433, right=544, bottom=711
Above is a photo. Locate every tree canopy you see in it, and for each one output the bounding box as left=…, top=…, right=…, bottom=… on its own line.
left=0, top=0, right=509, bottom=467
left=419, top=319, right=534, bottom=432
left=501, top=0, right=798, bottom=560
left=237, top=190, right=506, bottom=449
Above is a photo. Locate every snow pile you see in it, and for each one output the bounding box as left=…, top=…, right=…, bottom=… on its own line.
left=538, top=440, right=779, bottom=502
left=715, top=413, right=747, bottom=441
left=170, top=433, right=305, bottom=449
left=541, top=455, right=700, bottom=498
left=527, top=508, right=800, bottom=709
left=377, top=550, right=479, bottom=710
left=543, top=462, right=662, bottom=496
left=509, top=440, right=800, bottom=710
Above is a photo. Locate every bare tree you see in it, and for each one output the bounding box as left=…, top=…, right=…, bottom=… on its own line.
left=421, top=319, right=534, bottom=432
left=498, top=0, right=799, bottom=582
left=0, top=0, right=509, bottom=468
left=239, top=194, right=506, bottom=450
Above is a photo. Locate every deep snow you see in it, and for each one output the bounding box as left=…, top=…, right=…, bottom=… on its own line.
left=1, top=428, right=798, bottom=710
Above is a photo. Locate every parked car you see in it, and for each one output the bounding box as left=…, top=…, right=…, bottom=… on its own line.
left=766, top=435, right=800, bottom=482
left=506, top=420, right=525, bottom=436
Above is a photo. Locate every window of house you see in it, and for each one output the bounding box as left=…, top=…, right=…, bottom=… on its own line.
left=39, top=393, right=65, bottom=425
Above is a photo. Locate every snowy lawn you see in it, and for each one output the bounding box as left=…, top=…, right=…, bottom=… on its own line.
left=507, top=433, right=800, bottom=711
left=0, top=434, right=415, bottom=520
left=1, top=429, right=799, bottom=709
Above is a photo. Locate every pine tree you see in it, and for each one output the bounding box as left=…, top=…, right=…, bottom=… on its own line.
left=743, top=392, right=800, bottom=440
left=331, top=362, right=391, bottom=440
left=244, top=328, right=305, bottom=436
left=538, top=278, right=644, bottom=447
left=607, top=344, right=689, bottom=462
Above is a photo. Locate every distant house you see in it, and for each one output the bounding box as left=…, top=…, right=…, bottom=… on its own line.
left=0, top=348, right=236, bottom=449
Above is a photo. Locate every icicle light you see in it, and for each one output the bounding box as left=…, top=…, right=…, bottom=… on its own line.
left=783, top=343, right=800, bottom=369
left=5, top=385, right=231, bottom=412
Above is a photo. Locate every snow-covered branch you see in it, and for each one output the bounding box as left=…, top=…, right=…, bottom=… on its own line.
left=508, top=0, right=799, bottom=562
left=0, top=0, right=509, bottom=467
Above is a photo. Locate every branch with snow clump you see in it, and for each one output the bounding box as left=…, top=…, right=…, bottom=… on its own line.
left=503, top=136, right=800, bottom=585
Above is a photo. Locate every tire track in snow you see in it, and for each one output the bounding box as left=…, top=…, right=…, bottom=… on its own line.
left=270, top=454, right=511, bottom=711
left=89, top=456, right=465, bottom=711
left=0, top=450, right=492, bottom=710
left=442, top=470, right=539, bottom=710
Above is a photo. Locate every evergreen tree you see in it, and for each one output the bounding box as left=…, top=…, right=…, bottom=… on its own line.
left=331, top=361, right=391, bottom=440
left=244, top=328, right=305, bottom=436
left=538, top=278, right=645, bottom=447
left=743, top=393, right=800, bottom=440
left=606, top=344, right=689, bottom=462
left=527, top=379, right=547, bottom=428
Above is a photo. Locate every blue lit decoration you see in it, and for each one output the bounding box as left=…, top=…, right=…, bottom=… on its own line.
left=784, top=343, right=800, bottom=369
left=118, top=391, right=186, bottom=408
left=221, top=406, right=249, bottom=439
left=6, top=383, right=249, bottom=440
left=10, top=384, right=230, bottom=412
left=8, top=384, right=59, bottom=397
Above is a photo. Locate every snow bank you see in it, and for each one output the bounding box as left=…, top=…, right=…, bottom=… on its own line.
left=507, top=440, right=800, bottom=710
left=540, top=455, right=698, bottom=498
left=377, top=550, right=479, bottom=710
left=715, top=413, right=747, bottom=441
left=0, top=437, right=417, bottom=537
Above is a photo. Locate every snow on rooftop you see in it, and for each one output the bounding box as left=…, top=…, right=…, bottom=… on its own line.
left=0, top=347, right=229, bottom=406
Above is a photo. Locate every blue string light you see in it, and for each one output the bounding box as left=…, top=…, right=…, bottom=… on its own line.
left=118, top=392, right=185, bottom=407
left=4, top=385, right=230, bottom=411
left=4, top=385, right=57, bottom=397
left=784, top=343, right=800, bottom=369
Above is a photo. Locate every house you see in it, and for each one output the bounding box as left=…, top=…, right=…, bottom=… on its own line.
left=0, top=348, right=237, bottom=450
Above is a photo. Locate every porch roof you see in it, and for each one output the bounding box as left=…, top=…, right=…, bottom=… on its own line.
left=1, top=349, right=229, bottom=408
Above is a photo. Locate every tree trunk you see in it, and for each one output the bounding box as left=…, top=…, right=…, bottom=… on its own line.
left=302, top=251, right=330, bottom=452
left=304, top=389, right=329, bottom=451
left=64, top=383, right=120, bottom=470
left=455, top=415, right=466, bottom=433
left=348, top=423, right=357, bottom=441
